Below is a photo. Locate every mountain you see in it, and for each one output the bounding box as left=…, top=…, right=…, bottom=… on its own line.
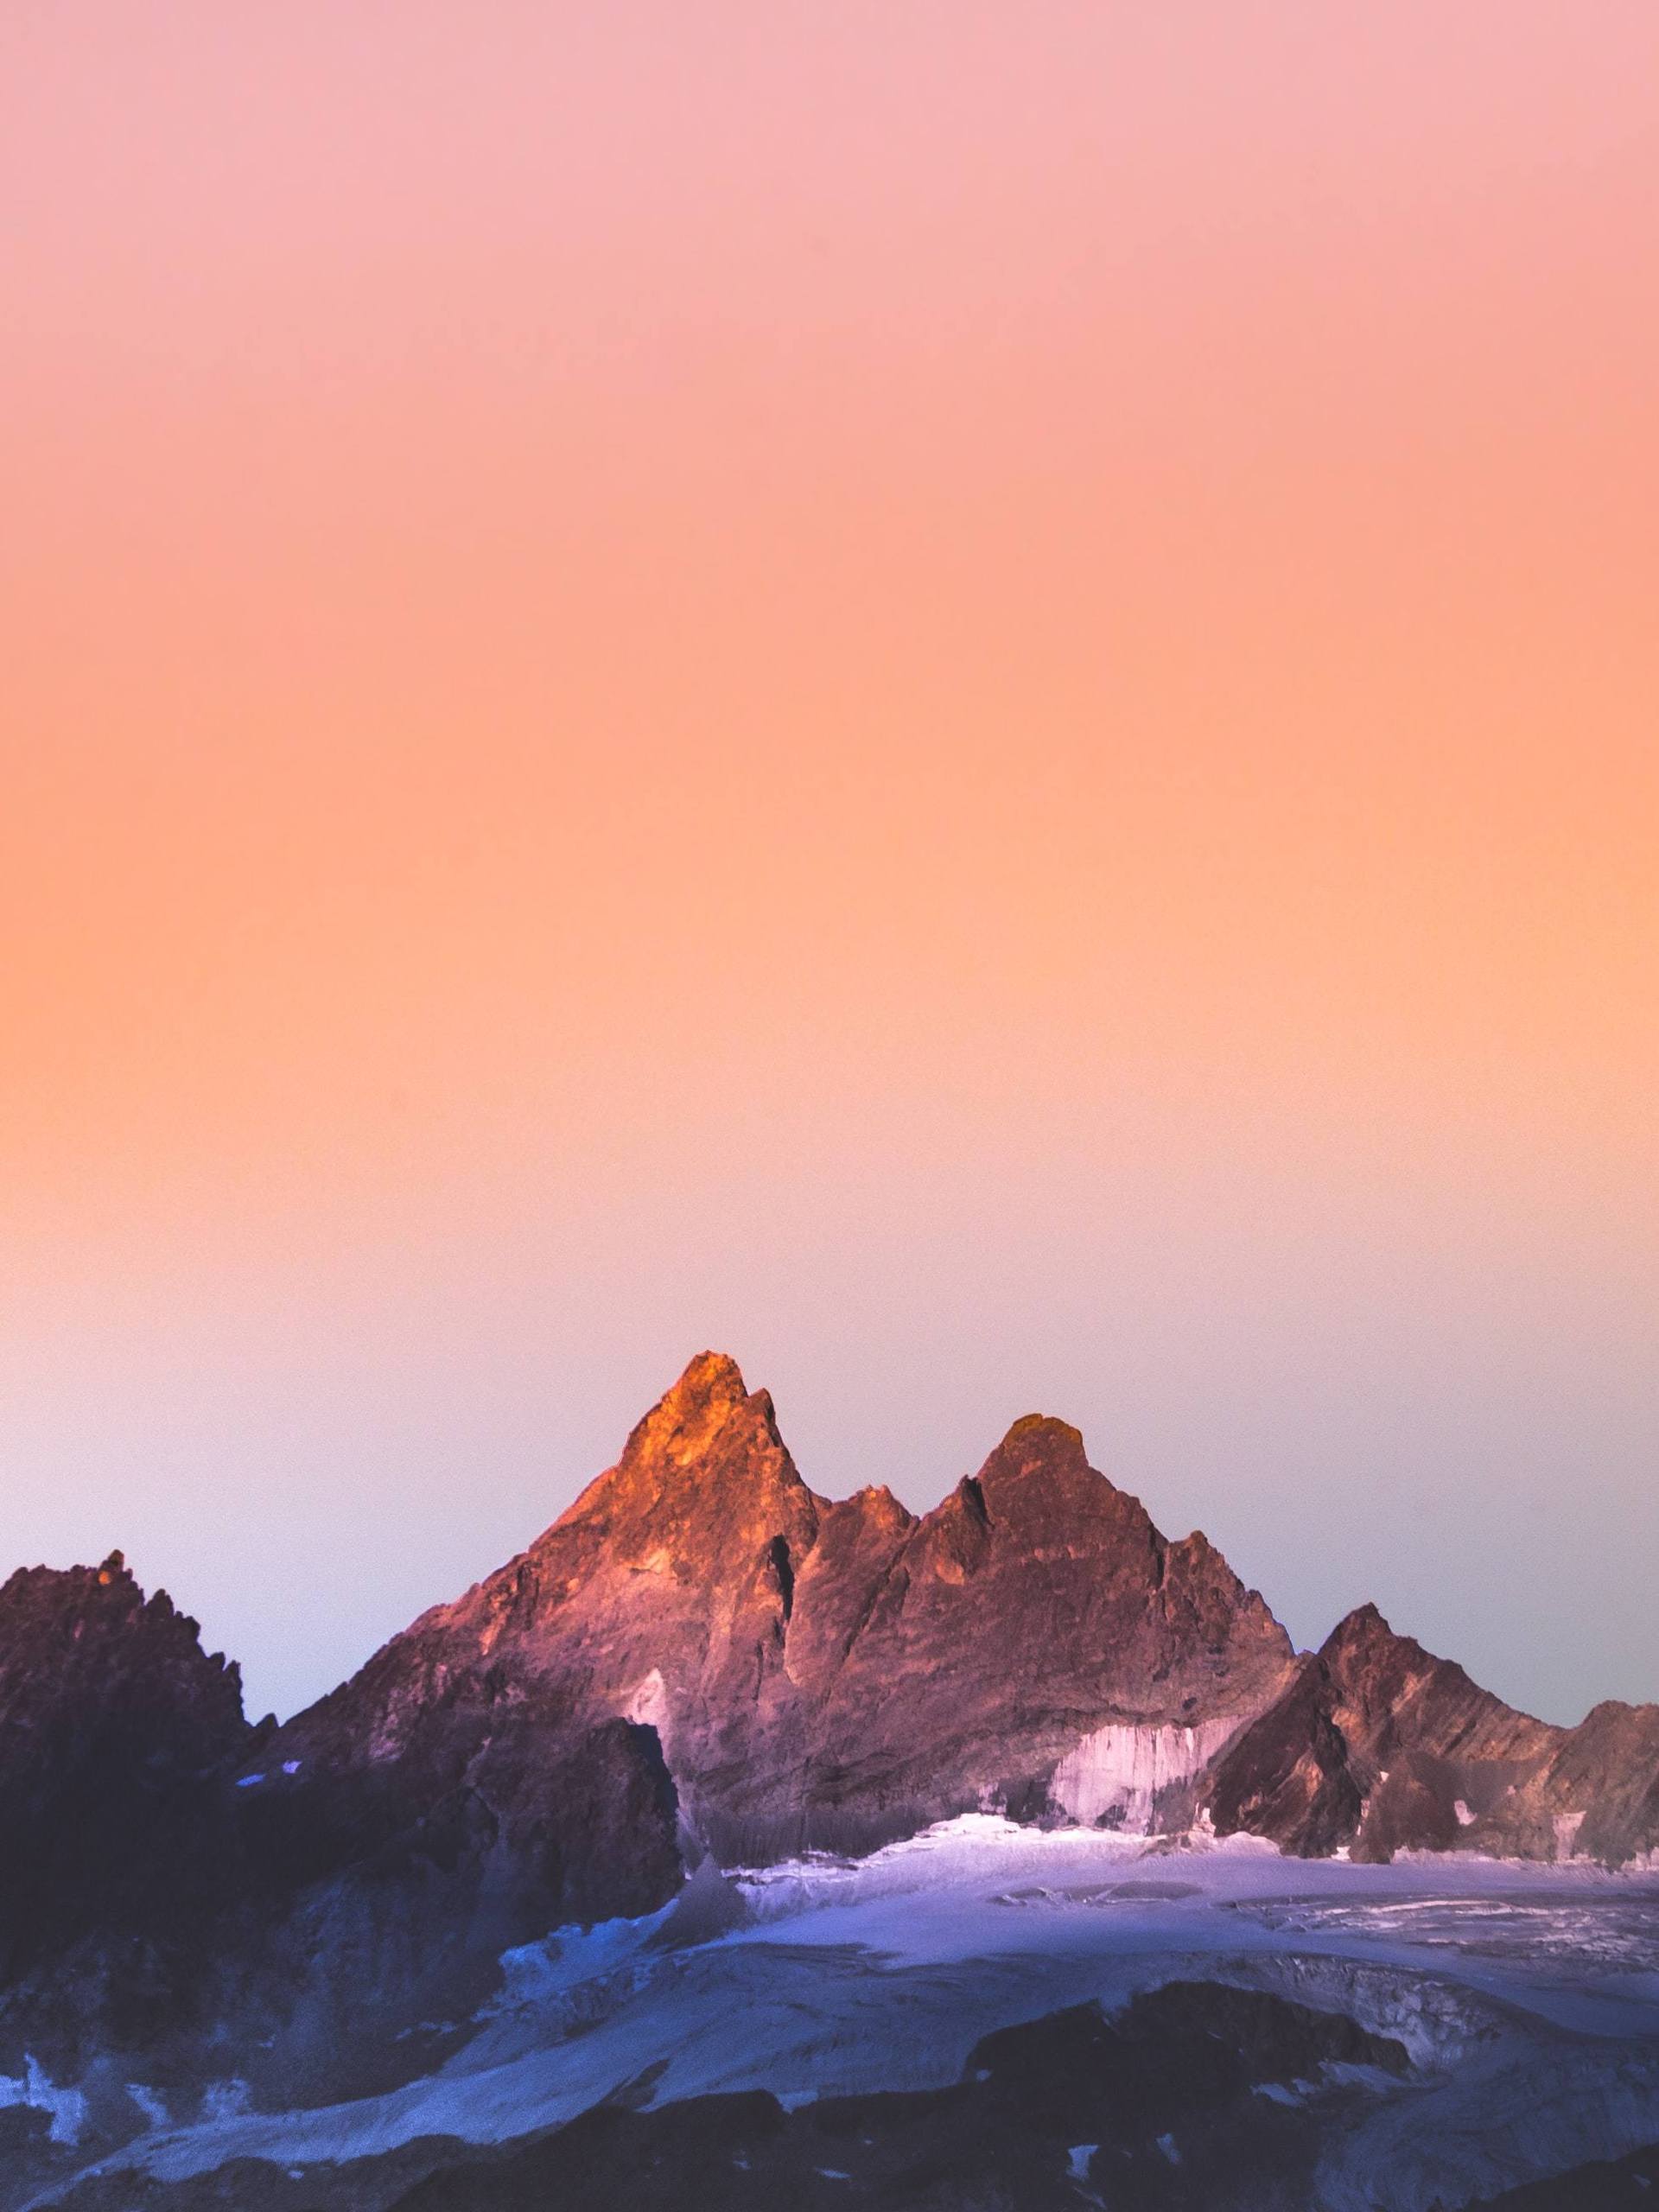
left=269, top=1352, right=1298, bottom=1861
left=7, top=1353, right=1655, bottom=2010
left=3, top=1353, right=1656, bottom=2211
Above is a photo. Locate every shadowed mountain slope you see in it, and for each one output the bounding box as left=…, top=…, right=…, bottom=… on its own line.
left=0, top=1554, right=250, bottom=1980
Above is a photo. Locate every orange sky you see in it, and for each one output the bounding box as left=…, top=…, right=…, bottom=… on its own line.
left=3, top=2, right=1656, bottom=1722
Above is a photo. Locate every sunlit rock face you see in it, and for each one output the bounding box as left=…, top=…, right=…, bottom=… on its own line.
left=270, top=1356, right=1297, bottom=1862
left=1476, top=1696, right=1659, bottom=1867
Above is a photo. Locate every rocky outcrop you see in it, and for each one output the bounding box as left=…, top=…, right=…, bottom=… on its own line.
left=216, top=1707, right=683, bottom=2107
left=0, top=1554, right=250, bottom=1979
left=1474, top=1696, right=1659, bottom=1866
left=0, top=1551, right=683, bottom=2101
left=270, top=1355, right=1297, bottom=1860
left=1465, top=2141, right=1659, bottom=2209
left=1201, top=1603, right=1659, bottom=1865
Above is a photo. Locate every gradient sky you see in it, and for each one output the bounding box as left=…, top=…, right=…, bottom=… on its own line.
left=3, top=2, right=1656, bottom=1726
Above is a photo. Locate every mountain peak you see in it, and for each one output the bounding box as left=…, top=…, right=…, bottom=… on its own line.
left=678, top=1347, right=749, bottom=1397
left=620, top=1351, right=774, bottom=1474
left=981, top=1412, right=1090, bottom=1481
left=971, top=1411, right=1154, bottom=1543
left=1003, top=1409, right=1085, bottom=1447
left=847, top=1483, right=912, bottom=1530
left=1322, top=1602, right=1401, bottom=1659
left=544, top=1351, right=817, bottom=1561
left=0, top=1554, right=251, bottom=1973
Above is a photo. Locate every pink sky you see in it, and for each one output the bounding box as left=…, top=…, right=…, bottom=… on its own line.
left=3, top=2, right=1656, bottom=1721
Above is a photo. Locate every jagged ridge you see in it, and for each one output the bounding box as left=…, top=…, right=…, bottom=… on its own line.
left=1205, top=1599, right=1659, bottom=1866
left=0, top=1552, right=249, bottom=1978
left=271, top=1352, right=1297, bottom=1861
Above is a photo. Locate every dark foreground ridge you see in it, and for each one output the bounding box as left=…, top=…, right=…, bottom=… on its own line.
left=36, top=1981, right=1414, bottom=2212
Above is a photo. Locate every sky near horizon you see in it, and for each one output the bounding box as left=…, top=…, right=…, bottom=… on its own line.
left=3, top=3, right=1656, bottom=1726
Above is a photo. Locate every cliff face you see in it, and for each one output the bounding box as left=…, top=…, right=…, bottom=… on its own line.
left=1470, top=1696, right=1659, bottom=1866
left=271, top=1354, right=1297, bottom=1859
left=0, top=1554, right=249, bottom=1977
left=765, top=1409, right=1294, bottom=1855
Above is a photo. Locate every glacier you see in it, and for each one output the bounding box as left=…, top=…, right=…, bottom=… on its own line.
left=18, top=1816, right=1659, bottom=2212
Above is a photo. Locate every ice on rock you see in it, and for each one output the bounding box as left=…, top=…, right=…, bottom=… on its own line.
left=1555, top=1809, right=1587, bottom=1858
left=1049, top=1719, right=1241, bottom=1831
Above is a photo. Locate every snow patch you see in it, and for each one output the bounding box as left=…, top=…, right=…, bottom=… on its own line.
left=127, top=2084, right=170, bottom=2129
left=487, top=1902, right=677, bottom=2016
left=0, top=2057, right=88, bottom=2145
left=624, top=1668, right=670, bottom=1733
left=1255, top=2081, right=1303, bottom=2107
